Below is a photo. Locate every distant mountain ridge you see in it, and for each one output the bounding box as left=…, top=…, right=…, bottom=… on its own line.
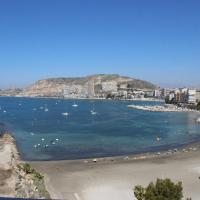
left=0, top=74, right=157, bottom=98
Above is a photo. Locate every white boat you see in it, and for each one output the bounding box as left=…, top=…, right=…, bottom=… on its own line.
left=44, top=104, right=49, bottom=112
left=62, top=112, right=69, bottom=116
left=90, top=104, right=97, bottom=115
left=91, top=110, right=97, bottom=115
left=196, top=117, right=200, bottom=123
left=72, top=101, right=78, bottom=107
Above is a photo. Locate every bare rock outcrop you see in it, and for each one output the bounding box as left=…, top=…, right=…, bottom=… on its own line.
left=0, top=133, right=50, bottom=199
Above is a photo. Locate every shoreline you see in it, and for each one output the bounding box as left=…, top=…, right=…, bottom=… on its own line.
left=19, top=138, right=200, bottom=163
left=0, top=95, right=164, bottom=102
left=27, top=139, right=200, bottom=163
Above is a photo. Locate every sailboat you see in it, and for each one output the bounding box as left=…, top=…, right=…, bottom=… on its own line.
left=72, top=101, right=78, bottom=107
left=44, top=105, right=49, bottom=112
left=90, top=104, right=97, bottom=115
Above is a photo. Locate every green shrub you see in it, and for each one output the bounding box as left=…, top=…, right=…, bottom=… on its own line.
left=197, top=102, right=200, bottom=110
left=134, top=178, right=191, bottom=200
left=22, top=163, right=34, bottom=174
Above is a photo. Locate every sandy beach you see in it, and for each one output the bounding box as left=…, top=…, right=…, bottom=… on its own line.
left=31, top=147, right=200, bottom=200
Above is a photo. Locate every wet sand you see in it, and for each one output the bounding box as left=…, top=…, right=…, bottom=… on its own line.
left=31, top=148, right=200, bottom=200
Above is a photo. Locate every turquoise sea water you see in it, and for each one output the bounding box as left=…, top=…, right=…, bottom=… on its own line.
left=0, top=97, right=200, bottom=161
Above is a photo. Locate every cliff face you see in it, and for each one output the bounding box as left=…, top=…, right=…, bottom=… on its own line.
left=18, top=74, right=156, bottom=98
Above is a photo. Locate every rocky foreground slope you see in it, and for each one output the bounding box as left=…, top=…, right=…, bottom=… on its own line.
left=17, top=74, right=156, bottom=98
left=0, top=133, right=50, bottom=199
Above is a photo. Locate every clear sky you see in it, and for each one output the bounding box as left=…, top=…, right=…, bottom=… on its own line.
left=0, top=0, right=200, bottom=88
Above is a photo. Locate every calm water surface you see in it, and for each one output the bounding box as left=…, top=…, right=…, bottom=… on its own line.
left=0, top=97, right=200, bottom=161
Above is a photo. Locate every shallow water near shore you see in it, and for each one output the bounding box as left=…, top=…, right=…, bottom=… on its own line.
left=0, top=97, right=200, bottom=161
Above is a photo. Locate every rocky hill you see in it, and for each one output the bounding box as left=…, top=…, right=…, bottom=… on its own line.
left=10, top=74, right=156, bottom=98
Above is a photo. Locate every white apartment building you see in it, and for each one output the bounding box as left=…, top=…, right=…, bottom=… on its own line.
left=187, top=89, right=196, bottom=104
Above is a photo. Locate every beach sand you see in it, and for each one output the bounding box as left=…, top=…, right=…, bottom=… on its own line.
left=31, top=149, right=200, bottom=200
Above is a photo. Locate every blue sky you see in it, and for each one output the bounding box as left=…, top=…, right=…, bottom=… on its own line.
left=0, top=0, right=200, bottom=88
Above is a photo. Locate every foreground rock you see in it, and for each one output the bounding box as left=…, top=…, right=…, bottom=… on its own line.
left=0, top=133, right=50, bottom=199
